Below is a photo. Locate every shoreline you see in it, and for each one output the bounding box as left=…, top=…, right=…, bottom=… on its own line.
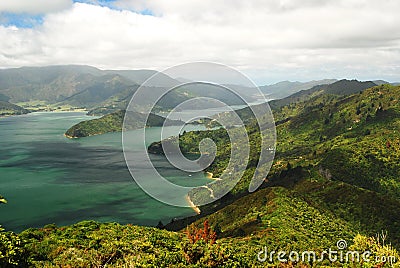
left=206, top=172, right=222, bottom=181
left=186, top=195, right=201, bottom=215
left=186, top=172, right=223, bottom=214
left=64, top=133, right=79, bottom=139
left=1, top=109, right=88, bottom=119
left=30, top=109, right=88, bottom=113
left=0, top=114, right=25, bottom=119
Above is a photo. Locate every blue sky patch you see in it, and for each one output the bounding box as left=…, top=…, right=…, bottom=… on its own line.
left=73, top=0, right=128, bottom=12
left=0, top=12, right=44, bottom=28
left=73, top=0, right=117, bottom=9
left=140, top=9, right=154, bottom=16
left=0, top=1, right=155, bottom=28
left=73, top=0, right=155, bottom=15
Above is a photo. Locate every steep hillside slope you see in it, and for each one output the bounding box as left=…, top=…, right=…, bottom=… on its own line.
left=162, top=84, right=400, bottom=197
left=153, top=84, right=400, bottom=246
left=260, top=79, right=337, bottom=99
left=269, top=79, right=377, bottom=109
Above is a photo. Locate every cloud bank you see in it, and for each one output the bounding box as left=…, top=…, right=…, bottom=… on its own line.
left=0, top=0, right=73, bottom=14
left=0, top=0, right=399, bottom=83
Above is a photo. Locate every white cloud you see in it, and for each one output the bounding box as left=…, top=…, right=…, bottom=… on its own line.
left=0, top=0, right=72, bottom=14
left=0, top=1, right=400, bottom=83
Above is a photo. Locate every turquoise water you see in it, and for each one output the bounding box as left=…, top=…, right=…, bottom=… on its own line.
left=0, top=112, right=209, bottom=232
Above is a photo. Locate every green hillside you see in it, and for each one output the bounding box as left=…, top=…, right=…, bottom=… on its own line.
left=203, top=79, right=379, bottom=128
left=269, top=79, right=378, bottom=110
left=1, top=191, right=398, bottom=267
left=152, top=84, right=400, bottom=245
left=156, top=84, right=400, bottom=197
left=260, top=79, right=337, bottom=99
left=2, top=84, right=400, bottom=267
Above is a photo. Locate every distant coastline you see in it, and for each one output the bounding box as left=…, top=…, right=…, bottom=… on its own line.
left=206, top=171, right=221, bottom=181
left=27, top=108, right=88, bottom=113
left=0, top=108, right=88, bottom=119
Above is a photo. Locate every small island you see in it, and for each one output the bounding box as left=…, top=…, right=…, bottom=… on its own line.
left=65, top=110, right=184, bottom=138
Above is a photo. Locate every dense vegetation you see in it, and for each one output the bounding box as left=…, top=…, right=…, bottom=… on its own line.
left=65, top=110, right=183, bottom=138
left=259, top=79, right=337, bottom=99
left=1, top=193, right=399, bottom=267
left=155, top=83, right=400, bottom=201
left=152, top=84, right=400, bottom=256
left=268, top=79, right=378, bottom=110
left=2, top=82, right=400, bottom=267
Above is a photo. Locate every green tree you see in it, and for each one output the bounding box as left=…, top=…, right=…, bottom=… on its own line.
left=1, top=194, right=29, bottom=267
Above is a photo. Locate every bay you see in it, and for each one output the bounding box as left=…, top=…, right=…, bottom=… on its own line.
left=0, top=112, right=209, bottom=232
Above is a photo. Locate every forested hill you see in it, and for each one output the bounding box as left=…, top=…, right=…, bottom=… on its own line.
left=161, top=84, right=400, bottom=200
left=65, top=110, right=183, bottom=138
left=0, top=101, right=30, bottom=116
left=259, top=79, right=337, bottom=99
left=204, top=79, right=381, bottom=127
left=2, top=84, right=400, bottom=267
left=151, top=84, right=400, bottom=248
left=269, top=79, right=378, bottom=109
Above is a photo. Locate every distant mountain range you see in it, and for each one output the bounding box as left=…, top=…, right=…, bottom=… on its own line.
left=259, top=79, right=338, bottom=99
left=0, top=65, right=398, bottom=117
left=0, top=65, right=257, bottom=115
left=0, top=65, right=186, bottom=113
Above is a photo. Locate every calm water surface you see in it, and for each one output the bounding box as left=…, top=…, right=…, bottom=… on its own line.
left=0, top=112, right=209, bottom=231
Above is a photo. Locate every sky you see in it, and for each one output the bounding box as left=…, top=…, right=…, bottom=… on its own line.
left=0, top=0, right=399, bottom=85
